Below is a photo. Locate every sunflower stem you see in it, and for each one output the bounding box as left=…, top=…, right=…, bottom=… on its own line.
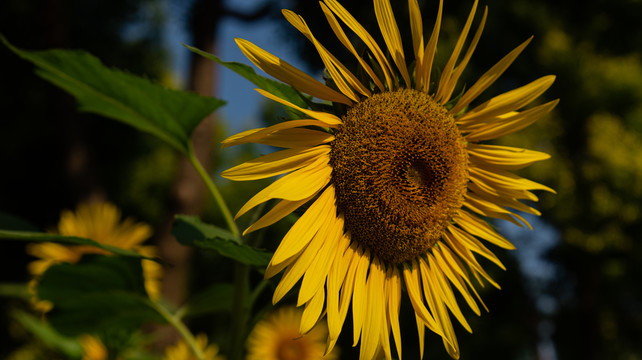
left=230, top=262, right=251, bottom=360
left=149, top=300, right=204, bottom=360
left=186, top=144, right=240, bottom=240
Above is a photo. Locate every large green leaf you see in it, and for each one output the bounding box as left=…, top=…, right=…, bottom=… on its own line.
left=184, top=43, right=309, bottom=118
left=172, top=215, right=272, bottom=267
left=0, top=229, right=152, bottom=259
left=37, top=255, right=164, bottom=335
left=1, top=35, right=225, bottom=154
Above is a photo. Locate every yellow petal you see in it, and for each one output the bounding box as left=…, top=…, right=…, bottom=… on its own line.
left=235, top=38, right=352, bottom=105
left=443, top=230, right=500, bottom=289
left=450, top=37, right=533, bottom=115
left=433, top=246, right=481, bottom=315
left=324, top=0, right=395, bottom=89
left=469, top=165, right=555, bottom=194
left=272, top=209, right=333, bottom=303
left=234, top=157, right=331, bottom=219
left=408, top=0, right=424, bottom=89
left=420, top=0, right=443, bottom=93
left=438, top=6, right=488, bottom=104
left=298, top=215, right=346, bottom=305
left=360, top=258, right=386, bottom=360
left=462, top=99, right=558, bottom=139
left=387, top=266, right=402, bottom=360
left=221, top=119, right=335, bottom=148
left=457, top=75, right=556, bottom=123
left=221, top=145, right=330, bottom=181
left=435, top=0, right=478, bottom=103
left=320, top=2, right=385, bottom=92
left=418, top=258, right=457, bottom=352
left=268, top=186, right=337, bottom=269
left=454, top=210, right=515, bottom=250
left=283, top=9, right=371, bottom=99
left=256, top=88, right=343, bottom=125
left=325, top=234, right=352, bottom=355
left=402, top=260, right=441, bottom=336
left=300, top=285, right=325, bottom=334
left=426, top=255, right=473, bottom=333
left=243, top=195, right=314, bottom=236
left=352, top=247, right=371, bottom=346
left=468, top=143, right=551, bottom=170
left=374, top=0, right=411, bottom=87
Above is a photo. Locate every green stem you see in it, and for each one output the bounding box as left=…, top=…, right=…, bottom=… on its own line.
left=229, top=262, right=250, bottom=360
left=186, top=144, right=240, bottom=239
left=149, top=300, right=204, bottom=360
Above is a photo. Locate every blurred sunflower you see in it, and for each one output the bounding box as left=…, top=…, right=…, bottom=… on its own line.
left=246, top=306, right=337, bottom=360
left=26, top=201, right=163, bottom=303
left=163, top=334, right=224, bottom=360
left=79, top=334, right=108, bottom=360
left=222, top=0, right=557, bottom=359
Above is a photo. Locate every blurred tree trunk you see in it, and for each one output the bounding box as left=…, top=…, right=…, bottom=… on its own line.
left=153, top=0, right=221, bottom=349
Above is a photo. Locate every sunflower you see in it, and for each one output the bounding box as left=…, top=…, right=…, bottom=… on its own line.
left=163, top=334, right=224, bottom=360
left=78, top=334, right=108, bottom=360
left=222, top=0, right=557, bottom=359
left=26, top=201, right=163, bottom=301
left=246, top=306, right=337, bottom=360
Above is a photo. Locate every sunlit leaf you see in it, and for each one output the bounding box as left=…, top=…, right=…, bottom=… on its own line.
left=2, top=35, right=225, bottom=154
left=172, top=215, right=272, bottom=267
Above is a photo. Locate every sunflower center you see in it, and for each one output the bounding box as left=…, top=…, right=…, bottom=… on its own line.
left=330, top=89, right=469, bottom=265
left=277, top=337, right=308, bottom=360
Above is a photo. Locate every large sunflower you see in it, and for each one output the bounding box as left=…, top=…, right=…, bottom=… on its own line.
left=222, top=0, right=557, bottom=359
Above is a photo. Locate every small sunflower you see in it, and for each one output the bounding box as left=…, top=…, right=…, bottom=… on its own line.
left=222, top=0, right=557, bottom=359
left=246, top=306, right=337, bottom=360
left=163, top=334, right=224, bottom=360
left=79, top=334, right=108, bottom=360
left=26, top=201, right=163, bottom=301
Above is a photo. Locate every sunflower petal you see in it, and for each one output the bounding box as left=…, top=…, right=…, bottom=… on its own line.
left=435, top=0, right=478, bottom=103
left=454, top=210, right=515, bottom=250
left=236, top=38, right=352, bottom=105
left=468, top=143, right=551, bottom=170
left=324, top=0, right=395, bottom=89
left=321, top=2, right=385, bottom=92
left=268, top=186, right=336, bottom=269
left=352, top=247, right=371, bottom=346
left=256, top=88, right=343, bottom=125
left=457, top=75, right=556, bottom=123
left=438, top=6, right=488, bottom=104
left=451, top=37, right=534, bottom=115
left=222, top=145, right=330, bottom=181
left=298, top=215, right=346, bottom=305
left=300, top=285, right=325, bottom=334
left=234, top=157, right=331, bottom=219
left=243, top=195, right=314, bottom=236
left=420, top=0, right=443, bottom=92
left=408, top=0, right=424, bottom=88
left=374, top=0, right=411, bottom=87
left=360, top=259, right=386, bottom=360
left=222, top=119, right=335, bottom=148
left=387, top=266, right=403, bottom=359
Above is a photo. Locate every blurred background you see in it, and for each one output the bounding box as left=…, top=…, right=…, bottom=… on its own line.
left=1, top=0, right=641, bottom=359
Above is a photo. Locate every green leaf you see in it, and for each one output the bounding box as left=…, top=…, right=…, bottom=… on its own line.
left=172, top=215, right=272, bottom=267
left=37, top=256, right=164, bottom=335
left=1, top=35, right=225, bottom=154
left=13, top=310, right=84, bottom=357
left=182, top=283, right=234, bottom=319
left=183, top=43, right=309, bottom=118
left=0, top=229, right=153, bottom=260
